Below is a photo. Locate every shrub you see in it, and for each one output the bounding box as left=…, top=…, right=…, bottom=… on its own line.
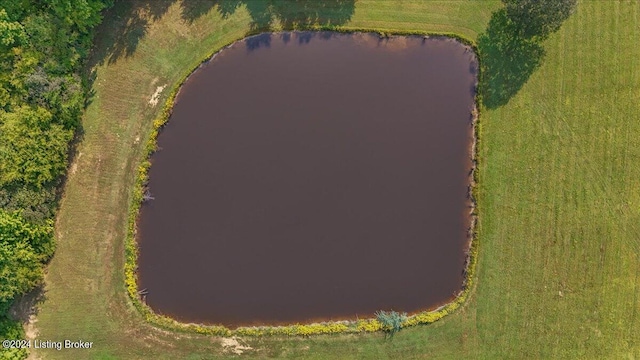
left=375, top=310, right=407, bottom=337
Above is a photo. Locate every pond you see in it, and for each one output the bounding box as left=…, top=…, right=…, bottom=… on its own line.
left=137, top=32, right=477, bottom=328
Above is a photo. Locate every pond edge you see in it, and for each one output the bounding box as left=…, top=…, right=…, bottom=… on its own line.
left=124, top=28, right=483, bottom=337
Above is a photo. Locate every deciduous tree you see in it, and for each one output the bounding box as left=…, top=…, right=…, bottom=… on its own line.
left=0, top=210, right=53, bottom=304
left=503, top=0, right=577, bottom=39
left=0, top=106, right=73, bottom=188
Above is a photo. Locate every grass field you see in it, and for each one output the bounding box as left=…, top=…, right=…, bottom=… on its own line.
left=29, top=1, right=640, bottom=359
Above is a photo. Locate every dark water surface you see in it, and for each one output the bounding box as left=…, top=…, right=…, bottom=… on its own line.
left=138, top=32, right=476, bottom=328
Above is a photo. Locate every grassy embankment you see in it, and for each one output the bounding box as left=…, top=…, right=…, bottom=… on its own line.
left=31, top=1, right=639, bottom=359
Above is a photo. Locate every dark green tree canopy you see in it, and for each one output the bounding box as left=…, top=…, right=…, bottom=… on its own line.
left=0, top=9, right=27, bottom=48
left=0, top=210, right=54, bottom=303
left=0, top=2, right=109, bottom=349
left=0, top=105, right=73, bottom=188
left=503, top=0, right=577, bottom=39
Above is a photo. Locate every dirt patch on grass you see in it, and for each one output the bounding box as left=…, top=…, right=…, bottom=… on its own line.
left=149, top=85, right=167, bottom=107
left=221, top=337, right=253, bottom=355
left=69, top=152, right=82, bottom=175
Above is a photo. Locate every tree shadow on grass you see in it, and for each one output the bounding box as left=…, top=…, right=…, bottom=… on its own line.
left=257, top=0, right=355, bottom=29
left=90, top=0, right=355, bottom=65
left=179, top=0, right=219, bottom=22
left=79, top=0, right=355, bottom=138
left=7, top=285, right=46, bottom=325
left=181, top=0, right=355, bottom=32
left=478, top=9, right=546, bottom=109
left=89, top=0, right=175, bottom=66
left=240, top=0, right=354, bottom=52
left=83, top=0, right=175, bottom=113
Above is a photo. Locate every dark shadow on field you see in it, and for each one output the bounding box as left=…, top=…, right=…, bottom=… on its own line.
left=89, top=0, right=174, bottom=66
left=477, top=9, right=545, bottom=109
left=82, top=0, right=175, bottom=128
left=478, top=1, right=577, bottom=109
left=179, top=0, right=219, bottom=22
left=7, top=285, right=46, bottom=324
left=89, top=0, right=355, bottom=64
left=89, top=0, right=175, bottom=65
left=185, top=0, right=355, bottom=30
left=76, top=0, right=355, bottom=164
left=182, top=0, right=356, bottom=51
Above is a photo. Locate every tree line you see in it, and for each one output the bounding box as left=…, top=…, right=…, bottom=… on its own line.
left=0, top=0, right=111, bottom=357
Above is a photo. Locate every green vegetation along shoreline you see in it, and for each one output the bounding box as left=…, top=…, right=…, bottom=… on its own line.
left=122, top=30, right=481, bottom=338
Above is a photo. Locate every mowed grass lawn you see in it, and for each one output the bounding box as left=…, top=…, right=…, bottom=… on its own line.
left=31, top=1, right=639, bottom=359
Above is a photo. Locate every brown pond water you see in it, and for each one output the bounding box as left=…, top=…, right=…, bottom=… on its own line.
left=137, top=32, right=477, bottom=328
